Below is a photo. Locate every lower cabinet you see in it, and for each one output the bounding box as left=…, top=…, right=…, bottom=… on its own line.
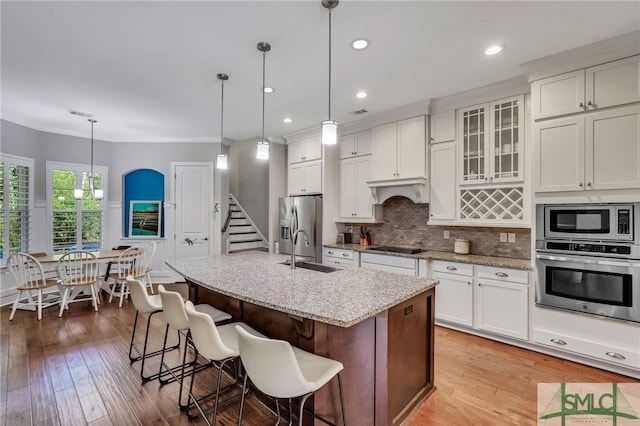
left=431, top=260, right=529, bottom=340
left=322, top=247, right=355, bottom=268
left=533, top=307, right=640, bottom=370
left=361, top=252, right=418, bottom=276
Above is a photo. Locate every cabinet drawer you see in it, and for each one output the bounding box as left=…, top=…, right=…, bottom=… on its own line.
left=323, top=247, right=353, bottom=260
left=534, top=329, right=639, bottom=369
left=476, top=265, right=528, bottom=284
left=324, top=257, right=354, bottom=268
left=361, top=252, right=417, bottom=269
left=431, top=260, right=473, bottom=277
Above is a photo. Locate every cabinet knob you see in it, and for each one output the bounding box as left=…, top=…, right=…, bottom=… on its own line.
left=478, top=283, right=482, bottom=286
left=579, top=102, right=584, bottom=108
left=579, top=182, right=584, bottom=188
left=467, top=281, right=471, bottom=286
left=587, top=101, right=593, bottom=107
left=328, top=251, right=334, bottom=255
left=550, top=338, right=567, bottom=346
left=587, top=182, right=592, bottom=188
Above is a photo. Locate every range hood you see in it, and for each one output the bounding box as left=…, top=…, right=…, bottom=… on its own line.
left=367, top=177, right=429, bottom=204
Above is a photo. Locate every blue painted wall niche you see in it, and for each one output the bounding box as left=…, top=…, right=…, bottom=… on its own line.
left=123, top=169, right=164, bottom=238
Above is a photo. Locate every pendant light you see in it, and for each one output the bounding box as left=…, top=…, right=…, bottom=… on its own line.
left=321, top=0, right=339, bottom=145
left=256, top=41, right=271, bottom=160
left=74, top=118, right=103, bottom=200
left=216, top=73, right=229, bottom=170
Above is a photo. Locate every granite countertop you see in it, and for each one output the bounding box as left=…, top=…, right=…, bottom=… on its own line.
left=324, top=243, right=532, bottom=270
left=166, top=251, right=437, bottom=328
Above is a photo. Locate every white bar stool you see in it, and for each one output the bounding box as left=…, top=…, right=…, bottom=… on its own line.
left=126, top=277, right=180, bottom=382
left=235, top=326, right=347, bottom=426
left=158, top=285, right=232, bottom=410
left=185, top=300, right=265, bottom=425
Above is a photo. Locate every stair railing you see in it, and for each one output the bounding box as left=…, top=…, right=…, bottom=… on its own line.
left=221, top=207, right=232, bottom=233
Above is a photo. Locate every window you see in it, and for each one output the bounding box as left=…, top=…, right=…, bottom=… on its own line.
left=0, top=154, right=34, bottom=264
left=48, top=162, right=107, bottom=253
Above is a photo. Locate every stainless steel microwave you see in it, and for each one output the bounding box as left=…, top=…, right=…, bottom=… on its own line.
left=539, top=203, right=638, bottom=242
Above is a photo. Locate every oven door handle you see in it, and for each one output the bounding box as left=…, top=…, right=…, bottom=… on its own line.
left=535, top=253, right=597, bottom=264
left=595, top=259, right=637, bottom=268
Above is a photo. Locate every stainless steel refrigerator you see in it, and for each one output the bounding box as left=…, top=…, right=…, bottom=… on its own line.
left=279, top=195, right=322, bottom=263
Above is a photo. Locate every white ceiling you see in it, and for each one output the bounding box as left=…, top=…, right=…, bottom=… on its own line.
left=2, top=1, right=639, bottom=143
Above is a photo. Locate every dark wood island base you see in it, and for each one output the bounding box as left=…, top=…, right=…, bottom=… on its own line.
left=187, top=279, right=436, bottom=426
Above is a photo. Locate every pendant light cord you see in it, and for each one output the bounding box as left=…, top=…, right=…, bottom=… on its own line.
left=221, top=77, right=224, bottom=154
left=261, top=48, right=266, bottom=143
left=328, top=6, right=332, bottom=121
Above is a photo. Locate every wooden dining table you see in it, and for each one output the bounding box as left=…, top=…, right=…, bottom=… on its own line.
left=34, top=249, right=132, bottom=264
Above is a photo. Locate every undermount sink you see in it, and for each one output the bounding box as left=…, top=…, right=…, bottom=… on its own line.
left=280, top=260, right=341, bottom=273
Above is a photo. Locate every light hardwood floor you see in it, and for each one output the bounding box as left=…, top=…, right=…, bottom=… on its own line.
left=1, top=284, right=637, bottom=425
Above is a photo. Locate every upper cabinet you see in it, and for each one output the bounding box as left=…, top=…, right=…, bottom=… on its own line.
left=458, top=95, right=524, bottom=185
left=430, top=111, right=456, bottom=144
left=531, top=55, right=640, bottom=120
left=371, top=116, right=426, bottom=181
left=288, top=135, right=322, bottom=164
left=534, top=105, right=640, bottom=192
left=339, top=130, right=372, bottom=159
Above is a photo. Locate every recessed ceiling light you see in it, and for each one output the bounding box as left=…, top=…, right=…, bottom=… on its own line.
left=356, top=91, right=367, bottom=99
left=352, top=39, right=369, bottom=50
left=263, top=87, right=274, bottom=93
left=283, top=118, right=292, bottom=124
left=484, top=45, right=504, bottom=55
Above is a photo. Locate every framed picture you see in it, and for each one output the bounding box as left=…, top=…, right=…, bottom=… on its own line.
left=129, top=200, right=162, bottom=238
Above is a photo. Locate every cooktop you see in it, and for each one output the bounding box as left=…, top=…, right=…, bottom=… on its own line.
left=367, top=246, right=423, bottom=254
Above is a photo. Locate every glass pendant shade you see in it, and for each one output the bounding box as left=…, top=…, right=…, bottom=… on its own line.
left=216, top=153, right=228, bottom=169
left=256, top=140, right=270, bottom=160
left=321, top=120, right=338, bottom=145
left=74, top=189, right=83, bottom=200
left=93, top=189, right=104, bottom=200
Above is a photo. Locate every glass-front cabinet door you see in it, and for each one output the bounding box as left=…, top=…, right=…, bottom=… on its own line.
left=490, top=95, right=524, bottom=183
left=460, top=104, right=489, bottom=183
left=459, top=95, right=524, bottom=185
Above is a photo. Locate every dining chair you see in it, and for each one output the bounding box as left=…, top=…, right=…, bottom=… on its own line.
left=103, top=246, right=145, bottom=307
left=126, top=276, right=180, bottom=382
left=57, top=250, right=101, bottom=317
left=142, top=241, right=157, bottom=294
left=235, top=326, right=347, bottom=426
left=157, top=285, right=232, bottom=409
left=8, top=253, right=62, bottom=321
left=184, top=300, right=265, bottom=425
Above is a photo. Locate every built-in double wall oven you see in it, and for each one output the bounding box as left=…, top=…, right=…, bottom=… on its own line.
left=536, top=203, right=640, bottom=323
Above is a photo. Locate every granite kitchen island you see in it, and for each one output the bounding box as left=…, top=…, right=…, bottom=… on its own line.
left=166, top=251, right=437, bottom=426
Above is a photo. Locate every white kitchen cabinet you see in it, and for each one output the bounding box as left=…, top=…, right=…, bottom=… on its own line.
left=431, top=260, right=473, bottom=327
left=360, top=252, right=417, bottom=276
left=458, top=95, right=524, bottom=185
left=532, top=55, right=640, bottom=120
left=475, top=265, right=529, bottom=340
left=339, top=130, right=372, bottom=159
left=430, top=111, right=456, bottom=144
left=288, top=135, right=322, bottom=164
left=371, top=116, right=426, bottom=181
left=534, top=307, right=640, bottom=370
left=534, top=104, right=640, bottom=192
left=288, top=160, right=322, bottom=195
left=323, top=247, right=355, bottom=268
left=339, top=156, right=379, bottom=219
left=431, top=262, right=529, bottom=341
left=429, top=141, right=456, bottom=221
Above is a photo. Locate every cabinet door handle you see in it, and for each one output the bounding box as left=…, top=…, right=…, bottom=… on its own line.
left=446, top=266, right=457, bottom=271
left=495, top=272, right=509, bottom=278
left=550, top=338, right=567, bottom=346
left=605, top=351, right=626, bottom=360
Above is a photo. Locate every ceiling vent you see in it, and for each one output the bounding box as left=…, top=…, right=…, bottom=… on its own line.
left=350, top=109, right=368, bottom=115
left=68, top=110, right=94, bottom=118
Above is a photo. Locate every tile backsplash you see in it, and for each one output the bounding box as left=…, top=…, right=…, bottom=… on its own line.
left=348, top=196, right=531, bottom=260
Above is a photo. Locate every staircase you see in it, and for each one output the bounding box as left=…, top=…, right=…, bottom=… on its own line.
left=226, top=194, right=268, bottom=253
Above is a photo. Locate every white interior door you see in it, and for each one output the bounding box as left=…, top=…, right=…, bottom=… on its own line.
left=172, top=163, right=215, bottom=261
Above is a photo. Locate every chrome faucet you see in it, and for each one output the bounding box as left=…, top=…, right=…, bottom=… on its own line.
left=290, top=229, right=309, bottom=269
